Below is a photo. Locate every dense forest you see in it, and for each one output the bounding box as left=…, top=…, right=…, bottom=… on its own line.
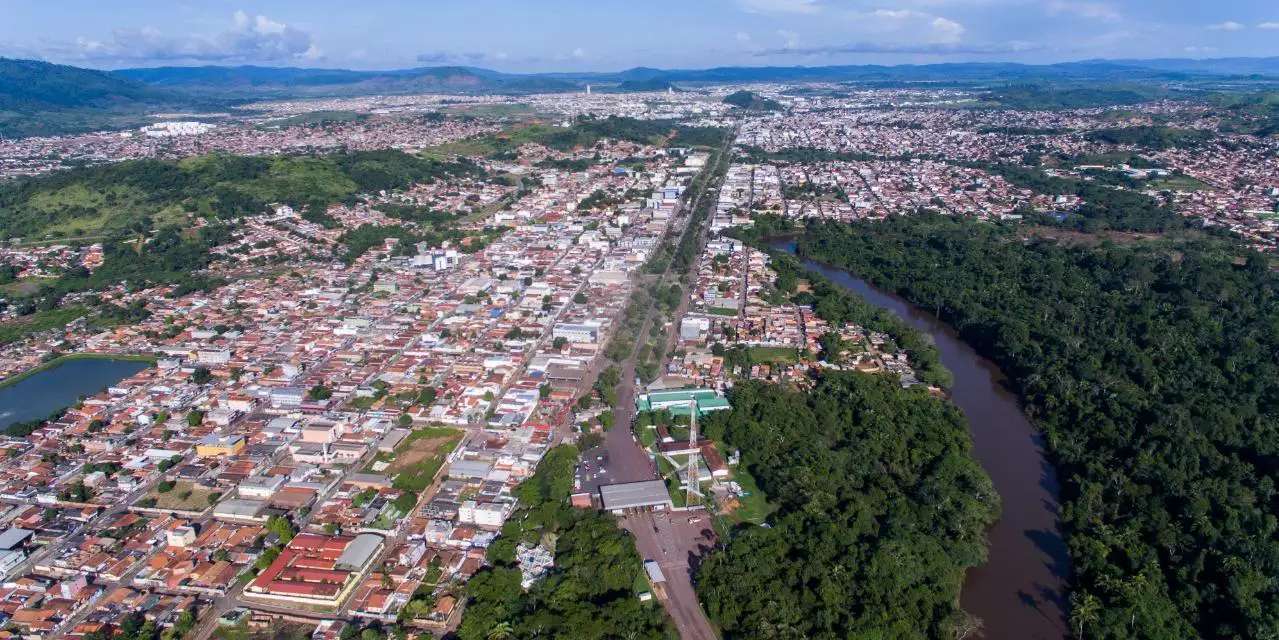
left=696, top=372, right=998, bottom=638
left=458, top=445, right=673, bottom=640
left=798, top=214, right=1279, bottom=638
left=0, top=150, right=481, bottom=240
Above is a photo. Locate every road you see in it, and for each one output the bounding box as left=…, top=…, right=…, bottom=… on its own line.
left=579, top=128, right=734, bottom=495
left=622, top=513, right=718, bottom=640
left=586, top=128, right=735, bottom=640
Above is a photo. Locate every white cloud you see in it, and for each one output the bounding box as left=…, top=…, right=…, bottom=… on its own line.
left=931, top=17, right=966, bottom=42
left=737, top=0, right=820, bottom=15
left=56, top=10, right=318, bottom=64
left=756, top=40, right=1038, bottom=56
left=416, top=51, right=506, bottom=64
left=1184, top=46, right=1218, bottom=53
left=254, top=15, right=287, bottom=36
left=1207, top=21, right=1243, bottom=31
left=777, top=29, right=801, bottom=50
left=873, top=9, right=928, bottom=19
left=735, top=30, right=752, bottom=43
left=1045, top=0, right=1121, bottom=22
left=1257, top=22, right=1279, bottom=30
left=571, top=47, right=586, bottom=60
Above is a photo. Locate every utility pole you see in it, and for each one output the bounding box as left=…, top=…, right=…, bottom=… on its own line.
left=686, top=399, right=698, bottom=506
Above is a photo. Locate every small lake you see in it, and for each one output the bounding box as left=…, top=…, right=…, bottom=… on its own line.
left=771, top=241, right=1070, bottom=640
left=0, top=358, right=150, bottom=430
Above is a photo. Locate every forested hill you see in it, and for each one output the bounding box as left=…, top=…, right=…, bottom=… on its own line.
left=722, top=90, right=783, bottom=111
left=0, top=58, right=196, bottom=138
left=797, top=214, right=1279, bottom=638
left=0, top=150, right=480, bottom=241
left=696, top=372, right=998, bottom=638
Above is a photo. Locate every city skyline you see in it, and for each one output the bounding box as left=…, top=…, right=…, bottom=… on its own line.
left=1, top=0, right=1277, bottom=72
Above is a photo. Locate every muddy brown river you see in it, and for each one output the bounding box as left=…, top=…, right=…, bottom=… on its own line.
left=774, top=242, right=1070, bottom=640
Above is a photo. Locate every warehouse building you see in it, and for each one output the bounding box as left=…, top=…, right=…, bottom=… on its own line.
left=598, top=480, right=674, bottom=514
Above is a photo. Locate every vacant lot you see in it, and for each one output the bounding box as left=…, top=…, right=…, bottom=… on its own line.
left=370, top=426, right=463, bottom=493
left=143, top=480, right=220, bottom=512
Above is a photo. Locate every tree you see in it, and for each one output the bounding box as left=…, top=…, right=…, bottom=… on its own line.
left=308, top=384, right=333, bottom=401
left=573, top=292, right=588, bottom=305
left=696, top=373, right=997, bottom=639
left=418, top=387, right=438, bottom=405
left=186, top=410, right=203, bottom=427
left=190, top=366, right=213, bottom=385
left=266, top=515, right=297, bottom=544
left=578, top=432, right=603, bottom=451
left=1071, top=592, right=1101, bottom=638
left=486, top=622, right=514, bottom=640
left=539, top=384, right=551, bottom=399
left=398, top=414, right=413, bottom=427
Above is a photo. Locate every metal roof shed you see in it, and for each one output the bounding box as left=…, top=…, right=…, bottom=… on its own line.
left=598, top=480, right=674, bottom=512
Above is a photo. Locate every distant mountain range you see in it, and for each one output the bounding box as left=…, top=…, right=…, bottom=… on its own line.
left=2, top=55, right=1278, bottom=138
left=116, top=57, right=1279, bottom=93
left=0, top=58, right=198, bottom=138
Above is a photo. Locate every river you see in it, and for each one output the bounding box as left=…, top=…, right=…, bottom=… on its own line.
left=0, top=357, right=150, bottom=430
left=772, top=242, right=1070, bottom=640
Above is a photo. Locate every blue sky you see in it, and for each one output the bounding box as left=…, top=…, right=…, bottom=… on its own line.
left=0, top=0, right=1276, bottom=71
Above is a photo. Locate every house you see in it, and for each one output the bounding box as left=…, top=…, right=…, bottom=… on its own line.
left=196, top=434, right=246, bottom=457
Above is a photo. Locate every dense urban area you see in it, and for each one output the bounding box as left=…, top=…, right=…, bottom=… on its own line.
left=0, top=53, right=1277, bottom=640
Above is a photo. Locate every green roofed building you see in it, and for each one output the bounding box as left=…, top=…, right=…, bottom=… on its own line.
left=636, top=388, right=732, bottom=418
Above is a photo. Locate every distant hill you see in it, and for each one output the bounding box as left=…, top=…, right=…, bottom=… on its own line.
left=723, top=90, right=783, bottom=111
left=115, top=64, right=579, bottom=98
left=614, top=79, right=677, bottom=92
left=4, top=55, right=1279, bottom=139
left=0, top=58, right=197, bottom=138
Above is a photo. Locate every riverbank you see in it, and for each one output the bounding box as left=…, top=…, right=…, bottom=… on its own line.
left=767, top=238, right=1069, bottom=640
left=0, top=352, right=156, bottom=390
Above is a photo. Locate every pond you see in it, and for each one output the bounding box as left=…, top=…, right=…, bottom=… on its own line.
left=0, top=357, right=150, bottom=430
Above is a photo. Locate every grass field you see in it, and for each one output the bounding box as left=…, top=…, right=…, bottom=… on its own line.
left=720, top=462, right=776, bottom=525
left=0, top=305, right=92, bottom=346
left=0, top=276, right=54, bottom=297
left=1147, top=175, right=1213, bottom=191
left=144, top=480, right=220, bottom=512
left=746, top=346, right=799, bottom=363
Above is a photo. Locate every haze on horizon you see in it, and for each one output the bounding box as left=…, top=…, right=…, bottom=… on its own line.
left=0, top=0, right=1277, bottom=73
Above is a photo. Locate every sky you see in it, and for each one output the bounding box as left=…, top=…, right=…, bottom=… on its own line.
left=0, top=0, right=1276, bottom=72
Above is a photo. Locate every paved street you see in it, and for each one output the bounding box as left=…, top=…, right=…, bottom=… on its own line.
left=623, top=513, right=718, bottom=640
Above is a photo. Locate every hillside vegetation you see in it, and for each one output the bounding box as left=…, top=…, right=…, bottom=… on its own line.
left=0, top=150, right=480, bottom=240
left=0, top=58, right=197, bottom=138
left=722, top=90, right=783, bottom=111
left=799, top=214, right=1279, bottom=639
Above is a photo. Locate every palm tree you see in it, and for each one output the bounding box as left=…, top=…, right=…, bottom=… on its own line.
left=1071, top=592, right=1102, bottom=639
left=487, top=621, right=514, bottom=640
